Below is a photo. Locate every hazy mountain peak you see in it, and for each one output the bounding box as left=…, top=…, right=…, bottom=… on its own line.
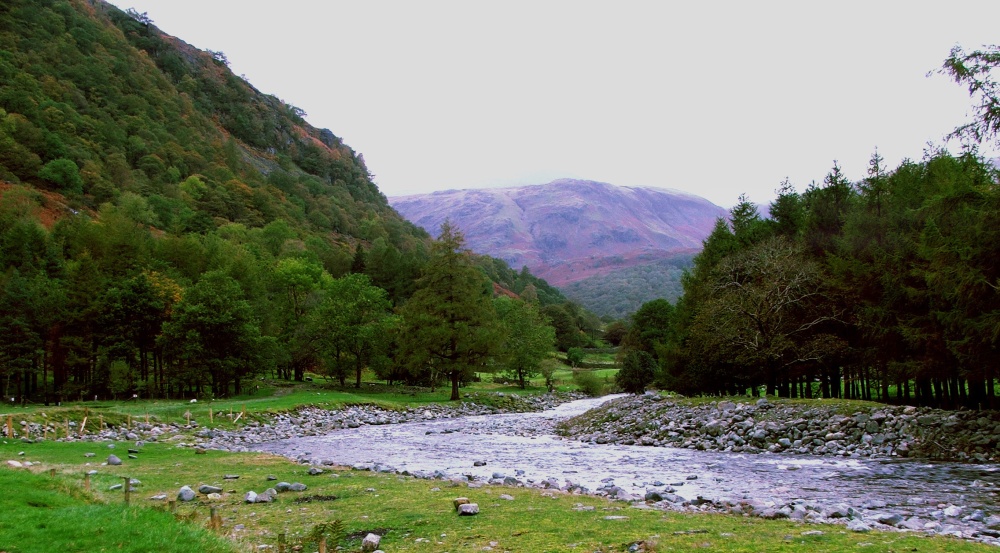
left=390, top=179, right=726, bottom=287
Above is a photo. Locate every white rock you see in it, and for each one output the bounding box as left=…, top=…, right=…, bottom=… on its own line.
left=361, top=533, right=381, bottom=552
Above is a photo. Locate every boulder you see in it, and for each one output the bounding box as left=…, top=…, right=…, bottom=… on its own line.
left=457, top=503, right=479, bottom=516
left=177, top=486, right=196, bottom=502
left=107, top=454, right=122, bottom=466
left=361, top=533, right=381, bottom=552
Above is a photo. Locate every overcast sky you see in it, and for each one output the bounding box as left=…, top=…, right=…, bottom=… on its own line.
left=109, top=1, right=999, bottom=208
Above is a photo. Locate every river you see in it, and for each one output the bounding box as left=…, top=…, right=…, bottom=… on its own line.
left=255, top=395, right=1000, bottom=541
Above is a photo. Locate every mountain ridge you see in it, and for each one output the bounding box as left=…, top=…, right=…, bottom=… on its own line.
left=390, top=179, right=726, bottom=293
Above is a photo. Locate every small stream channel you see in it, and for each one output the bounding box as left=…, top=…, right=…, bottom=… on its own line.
left=256, top=395, right=1000, bottom=541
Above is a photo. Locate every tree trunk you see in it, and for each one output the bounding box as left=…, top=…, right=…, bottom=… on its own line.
left=450, top=370, right=461, bottom=401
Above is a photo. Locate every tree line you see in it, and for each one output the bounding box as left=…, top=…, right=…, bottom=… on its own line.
left=618, top=152, right=998, bottom=409
left=0, top=201, right=578, bottom=402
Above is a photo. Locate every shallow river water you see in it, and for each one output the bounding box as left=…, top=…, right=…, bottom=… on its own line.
left=256, top=396, right=1000, bottom=537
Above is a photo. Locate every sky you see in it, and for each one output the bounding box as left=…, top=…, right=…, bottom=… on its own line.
left=108, top=1, right=1000, bottom=208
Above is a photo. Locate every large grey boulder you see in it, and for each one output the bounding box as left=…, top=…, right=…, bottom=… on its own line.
left=457, top=503, right=479, bottom=516
left=177, top=486, right=196, bottom=502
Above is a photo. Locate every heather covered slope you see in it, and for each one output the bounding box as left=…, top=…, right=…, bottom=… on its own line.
left=390, top=179, right=726, bottom=287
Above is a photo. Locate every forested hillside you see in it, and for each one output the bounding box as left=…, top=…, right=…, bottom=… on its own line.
left=0, top=0, right=571, bottom=402
left=562, top=253, right=694, bottom=319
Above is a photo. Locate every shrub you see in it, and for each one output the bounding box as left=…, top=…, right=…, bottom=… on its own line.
left=572, top=369, right=605, bottom=396
left=38, top=157, right=82, bottom=193
left=615, top=350, right=658, bottom=394
left=565, top=347, right=585, bottom=368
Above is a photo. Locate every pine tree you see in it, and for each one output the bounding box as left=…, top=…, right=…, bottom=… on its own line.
left=397, top=222, right=500, bottom=400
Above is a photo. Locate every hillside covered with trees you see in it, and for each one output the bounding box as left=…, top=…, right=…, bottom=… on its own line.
left=0, top=0, right=580, bottom=402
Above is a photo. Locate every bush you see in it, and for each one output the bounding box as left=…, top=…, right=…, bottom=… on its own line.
left=615, top=350, right=658, bottom=394
left=38, top=157, right=82, bottom=193
left=565, top=347, right=585, bottom=367
left=572, top=369, right=605, bottom=397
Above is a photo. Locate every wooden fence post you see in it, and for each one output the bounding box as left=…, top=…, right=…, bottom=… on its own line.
left=123, top=476, right=131, bottom=504
left=84, top=472, right=90, bottom=491
left=209, top=506, right=221, bottom=530
left=6, top=415, right=12, bottom=438
left=278, top=533, right=286, bottom=553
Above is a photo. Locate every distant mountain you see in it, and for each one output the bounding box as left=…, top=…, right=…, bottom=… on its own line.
left=390, top=179, right=726, bottom=316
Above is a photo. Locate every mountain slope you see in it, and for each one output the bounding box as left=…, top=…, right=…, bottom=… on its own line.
left=0, top=0, right=420, bottom=250
left=390, top=179, right=725, bottom=288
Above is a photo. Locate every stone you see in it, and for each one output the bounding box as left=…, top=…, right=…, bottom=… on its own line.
left=827, top=504, right=852, bottom=519
left=178, top=486, right=196, bottom=502
left=984, top=515, right=1000, bottom=530
left=275, top=482, right=291, bottom=492
left=288, top=482, right=307, bottom=492
left=107, top=454, right=122, bottom=466
left=244, top=491, right=258, bottom=503
left=499, top=494, right=514, bottom=501
left=473, top=460, right=487, bottom=466
left=223, top=474, right=240, bottom=480
left=361, top=533, right=381, bottom=552
left=453, top=497, right=470, bottom=510
left=198, top=484, right=223, bottom=494
left=457, top=503, right=479, bottom=516
left=308, top=467, right=323, bottom=476
left=875, top=513, right=904, bottom=527
left=6, top=460, right=23, bottom=468
left=847, top=520, right=871, bottom=532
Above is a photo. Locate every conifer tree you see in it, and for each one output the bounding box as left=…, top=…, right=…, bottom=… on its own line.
left=397, top=222, right=499, bottom=400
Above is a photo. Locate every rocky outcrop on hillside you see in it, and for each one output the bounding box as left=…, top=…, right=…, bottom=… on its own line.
left=558, top=393, right=1000, bottom=463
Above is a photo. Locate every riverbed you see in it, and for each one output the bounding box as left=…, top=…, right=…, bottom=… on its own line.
left=255, top=395, right=1000, bottom=543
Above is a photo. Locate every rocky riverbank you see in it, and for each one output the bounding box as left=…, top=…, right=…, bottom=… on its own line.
left=9, top=391, right=584, bottom=448
left=557, top=393, right=1000, bottom=462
